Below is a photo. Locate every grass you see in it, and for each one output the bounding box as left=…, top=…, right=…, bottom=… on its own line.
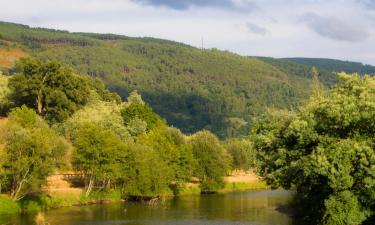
left=177, top=180, right=269, bottom=196
left=79, top=189, right=123, bottom=204
left=47, top=188, right=83, bottom=206
left=178, top=184, right=201, bottom=196
left=218, top=181, right=269, bottom=193
left=0, top=195, right=20, bottom=214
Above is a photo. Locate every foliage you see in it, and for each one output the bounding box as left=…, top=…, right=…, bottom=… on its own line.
left=71, top=123, right=129, bottom=196
left=8, top=58, right=91, bottom=123
left=253, top=74, right=375, bottom=225
left=7, top=58, right=119, bottom=123
left=2, top=22, right=374, bottom=138
left=225, top=138, right=256, bottom=171
left=139, top=127, right=196, bottom=192
left=284, top=57, right=375, bottom=75
left=121, top=91, right=165, bottom=132
left=123, top=142, right=172, bottom=198
left=258, top=57, right=339, bottom=87
left=63, top=99, right=130, bottom=140
left=0, top=21, right=312, bottom=138
left=220, top=181, right=268, bottom=192
left=0, top=195, right=20, bottom=214
left=1, top=106, right=68, bottom=200
left=1, top=22, right=375, bottom=138
left=188, top=130, right=231, bottom=192
left=0, top=75, right=10, bottom=116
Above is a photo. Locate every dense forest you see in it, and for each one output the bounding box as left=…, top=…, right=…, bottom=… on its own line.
left=1, top=21, right=374, bottom=138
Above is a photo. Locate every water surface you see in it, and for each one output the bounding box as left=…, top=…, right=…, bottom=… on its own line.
left=1, top=189, right=293, bottom=225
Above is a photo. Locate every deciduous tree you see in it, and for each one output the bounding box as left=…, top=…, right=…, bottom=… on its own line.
left=1, top=106, right=68, bottom=200
left=253, top=74, right=375, bottom=225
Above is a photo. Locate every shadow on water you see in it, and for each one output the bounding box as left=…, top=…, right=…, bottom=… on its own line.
left=0, top=190, right=295, bottom=225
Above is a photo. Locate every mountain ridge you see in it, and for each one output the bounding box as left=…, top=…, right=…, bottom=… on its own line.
left=0, top=21, right=373, bottom=138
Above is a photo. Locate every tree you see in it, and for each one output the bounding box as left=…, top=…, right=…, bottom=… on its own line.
left=62, top=99, right=130, bottom=141
left=0, top=75, right=10, bottom=116
left=123, top=143, right=171, bottom=198
left=139, top=127, right=196, bottom=193
left=226, top=138, right=256, bottom=171
left=0, top=118, right=6, bottom=193
left=8, top=58, right=91, bottom=123
left=121, top=91, right=165, bottom=133
left=188, top=130, right=231, bottom=193
left=71, top=123, right=128, bottom=196
left=253, top=73, right=375, bottom=225
left=311, top=66, right=324, bottom=96
left=1, top=106, right=68, bottom=200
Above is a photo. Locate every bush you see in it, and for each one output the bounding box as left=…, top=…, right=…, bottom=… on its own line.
left=0, top=195, right=20, bottom=214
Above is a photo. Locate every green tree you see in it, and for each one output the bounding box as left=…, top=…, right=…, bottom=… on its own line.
left=62, top=99, right=130, bottom=141
left=139, top=127, right=196, bottom=193
left=311, top=66, right=324, bottom=97
left=0, top=75, right=10, bottom=116
left=253, top=73, right=375, bottom=225
left=71, top=124, right=129, bottom=196
left=121, top=91, right=165, bottom=133
left=1, top=106, right=68, bottom=200
left=123, top=142, right=171, bottom=198
left=8, top=58, right=91, bottom=123
left=188, top=130, right=231, bottom=193
left=226, top=138, right=256, bottom=171
left=0, top=119, right=6, bottom=193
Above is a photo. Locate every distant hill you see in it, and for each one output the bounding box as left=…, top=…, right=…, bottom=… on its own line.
left=0, top=21, right=373, bottom=138
left=283, top=57, right=375, bottom=75
left=256, top=57, right=339, bottom=87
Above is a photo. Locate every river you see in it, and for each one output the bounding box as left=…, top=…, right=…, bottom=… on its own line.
left=0, top=189, right=294, bottom=225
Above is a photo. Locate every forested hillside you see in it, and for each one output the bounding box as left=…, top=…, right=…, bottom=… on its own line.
left=0, top=21, right=373, bottom=138
left=284, top=57, right=375, bottom=75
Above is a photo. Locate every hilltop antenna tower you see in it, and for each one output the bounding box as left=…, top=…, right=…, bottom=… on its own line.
left=201, top=36, right=204, bottom=50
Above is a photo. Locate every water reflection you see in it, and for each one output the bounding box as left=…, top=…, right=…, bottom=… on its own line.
left=0, top=189, right=293, bottom=225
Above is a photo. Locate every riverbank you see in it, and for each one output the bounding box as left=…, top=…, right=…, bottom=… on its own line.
left=0, top=170, right=268, bottom=214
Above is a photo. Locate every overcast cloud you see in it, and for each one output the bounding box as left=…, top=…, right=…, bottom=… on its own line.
left=134, top=0, right=259, bottom=12
left=301, top=12, right=370, bottom=42
left=0, top=0, right=374, bottom=64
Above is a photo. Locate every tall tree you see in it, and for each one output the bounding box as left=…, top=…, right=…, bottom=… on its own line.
left=1, top=106, right=68, bottom=200
left=121, top=91, right=165, bottom=133
left=123, top=143, right=171, bottom=198
left=139, top=127, right=196, bottom=193
left=8, top=58, right=91, bottom=123
left=311, top=66, right=324, bottom=96
left=253, top=73, right=375, bottom=225
left=72, top=123, right=128, bottom=196
left=225, top=138, right=256, bottom=171
left=188, top=130, right=231, bottom=192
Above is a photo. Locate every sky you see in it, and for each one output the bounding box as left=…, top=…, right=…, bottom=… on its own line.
left=1, top=0, right=375, bottom=65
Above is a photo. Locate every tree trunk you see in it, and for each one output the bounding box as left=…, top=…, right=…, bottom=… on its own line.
left=36, top=95, right=43, bottom=114
left=36, top=76, right=48, bottom=114
left=11, top=168, right=30, bottom=200
left=86, top=175, right=94, bottom=197
left=106, top=179, right=111, bottom=189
